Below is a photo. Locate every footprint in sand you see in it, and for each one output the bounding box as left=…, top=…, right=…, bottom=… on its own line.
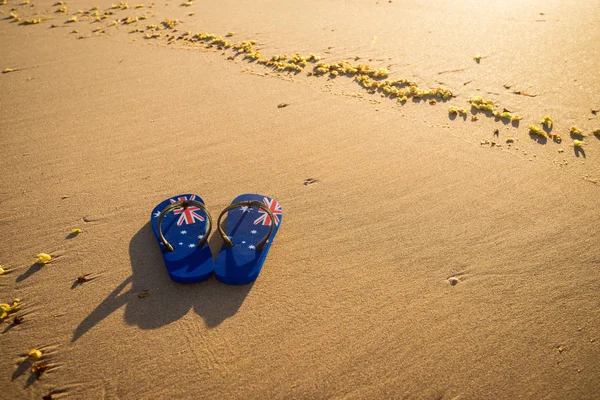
left=447, top=272, right=467, bottom=286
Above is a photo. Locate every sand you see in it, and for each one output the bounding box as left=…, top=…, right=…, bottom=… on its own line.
left=1, top=0, right=599, bottom=399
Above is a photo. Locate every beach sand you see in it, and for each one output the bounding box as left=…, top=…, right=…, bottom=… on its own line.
left=1, top=0, right=599, bottom=398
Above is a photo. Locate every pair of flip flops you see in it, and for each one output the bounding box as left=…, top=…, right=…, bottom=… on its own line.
left=150, top=194, right=282, bottom=285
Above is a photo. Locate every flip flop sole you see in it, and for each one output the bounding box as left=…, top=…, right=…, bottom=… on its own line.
left=151, top=194, right=214, bottom=284
left=214, top=194, right=282, bottom=285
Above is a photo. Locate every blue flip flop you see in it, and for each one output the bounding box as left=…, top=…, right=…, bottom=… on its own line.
left=151, top=194, right=214, bottom=284
left=214, top=194, right=282, bottom=285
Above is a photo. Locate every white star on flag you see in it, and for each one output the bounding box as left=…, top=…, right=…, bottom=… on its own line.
left=251, top=230, right=257, bottom=234
left=248, top=245, right=255, bottom=250
left=153, top=211, right=160, bottom=218
left=188, top=243, right=195, bottom=248
left=242, top=241, right=246, bottom=244
left=198, top=234, right=204, bottom=239
left=240, top=206, right=253, bottom=213
left=179, top=242, right=183, bottom=246
left=181, top=230, right=187, bottom=235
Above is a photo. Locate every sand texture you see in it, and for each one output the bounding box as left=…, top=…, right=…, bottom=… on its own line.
left=1, top=0, right=599, bottom=399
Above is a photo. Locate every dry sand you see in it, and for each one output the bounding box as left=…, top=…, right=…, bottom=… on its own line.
left=1, top=0, right=599, bottom=399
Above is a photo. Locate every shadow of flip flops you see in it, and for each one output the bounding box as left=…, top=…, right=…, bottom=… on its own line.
left=72, top=220, right=252, bottom=341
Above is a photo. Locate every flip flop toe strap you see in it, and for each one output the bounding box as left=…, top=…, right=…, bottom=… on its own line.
left=157, top=200, right=213, bottom=252
left=217, top=200, right=275, bottom=250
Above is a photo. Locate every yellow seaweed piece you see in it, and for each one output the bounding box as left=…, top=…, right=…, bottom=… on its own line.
left=570, top=126, right=583, bottom=135
left=541, top=116, right=552, bottom=128
left=0, top=299, right=20, bottom=319
left=572, top=140, right=585, bottom=147
left=122, top=16, right=138, bottom=24
left=528, top=125, right=547, bottom=138
left=550, top=133, right=562, bottom=143
left=180, top=1, right=192, bottom=5
left=57, top=5, right=67, bottom=12
left=469, top=96, right=494, bottom=111
left=35, top=253, right=52, bottom=264
left=66, top=16, right=78, bottom=22
left=593, top=129, right=600, bottom=137
left=506, top=137, right=514, bottom=143
left=111, top=1, right=129, bottom=9
left=448, top=106, right=467, bottom=115
left=19, top=18, right=46, bottom=25
left=162, top=18, right=178, bottom=28
left=0, top=266, right=4, bottom=275
left=28, top=349, right=43, bottom=361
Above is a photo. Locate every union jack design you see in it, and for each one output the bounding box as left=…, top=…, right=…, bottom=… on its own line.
left=169, top=195, right=205, bottom=226
left=253, top=197, right=282, bottom=226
